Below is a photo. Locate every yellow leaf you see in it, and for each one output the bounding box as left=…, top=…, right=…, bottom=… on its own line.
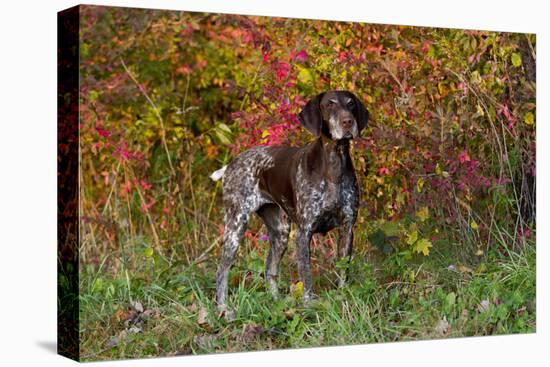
left=524, top=111, right=535, bottom=125
left=290, top=281, right=304, bottom=300
left=511, top=52, right=522, bottom=67
left=174, top=127, right=185, bottom=139
left=297, top=66, right=313, bottom=85
left=261, top=130, right=270, bottom=138
left=143, top=247, right=154, bottom=257
left=470, top=220, right=479, bottom=230
left=438, top=82, right=446, bottom=96
left=416, top=206, right=429, bottom=222
left=456, top=198, right=471, bottom=211
left=413, top=238, right=433, bottom=256
left=406, top=230, right=418, bottom=245
left=476, top=104, right=485, bottom=117
left=416, top=177, right=425, bottom=193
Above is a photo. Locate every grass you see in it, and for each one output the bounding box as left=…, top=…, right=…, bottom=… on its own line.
left=78, top=224, right=535, bottom=361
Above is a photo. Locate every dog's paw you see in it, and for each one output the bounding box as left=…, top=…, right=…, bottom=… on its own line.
left=217, top=305, right=236, bottom=322
left=337, top=278, right=347, bottom=289
left=302, top=292, right=319, bottom=305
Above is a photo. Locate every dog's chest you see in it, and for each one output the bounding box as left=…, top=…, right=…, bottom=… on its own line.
left=298, top=173, right=358, bottom=233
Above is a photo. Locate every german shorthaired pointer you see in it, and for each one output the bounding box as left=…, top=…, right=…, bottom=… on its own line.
left=211, top=90, right=368, bottom=310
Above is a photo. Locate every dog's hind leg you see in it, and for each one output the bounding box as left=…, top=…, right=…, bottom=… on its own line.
left=215, top=206, right=250, bottom=310
left=257, top=204, right=290, bottom=298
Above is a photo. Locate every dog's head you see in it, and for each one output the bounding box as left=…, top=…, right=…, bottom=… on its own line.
left=298, top=90, right=369, bottom=140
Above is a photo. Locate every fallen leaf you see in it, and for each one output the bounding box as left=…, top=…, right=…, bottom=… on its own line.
left=457, top=264, right=473, bottom=274
left=197, top=307, right=209, bottom=325
left=128, top=325, right=142, bottom=334
left=516, top=305, right=527, bottom=315
left=188, top=302, right=198, bottom=313
left=106, top=330, right=128, bottom=349
left=143, top=308, right=161, bottom=320
left=217, top=306, right=236, bottom=322
left=113, top=308, right=129, bottom=323
left=193, top=334, right=219, bottom=349
left=283, top=308, right=296, bottom=319
left=435, top=318, right=450, bottom=336
left=477, top=299, right=491, bottom=313
left=105, top=335, right=120, bottom=349
left=240, top=323, right=265, bottom=343
left=131, top=301, right=144, bottom=313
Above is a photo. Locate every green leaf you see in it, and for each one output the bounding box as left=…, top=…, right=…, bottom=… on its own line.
left=214, top=127, right=232, bottom=145
left=92, top=278, right=103, bottom=293
left=248, top=257, right=264, bottom=273
left=511, top=53, right=522, bottom=67
left=89, top=90, right=99, bottom=102
left=369, top=229, right=393, bottom=254
left=217, top=123, right=232, bottom=134
left=380, top=221, right=401, bottom=237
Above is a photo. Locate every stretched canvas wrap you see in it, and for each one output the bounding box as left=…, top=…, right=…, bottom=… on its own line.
left=58, top=4, right=536, bottom=362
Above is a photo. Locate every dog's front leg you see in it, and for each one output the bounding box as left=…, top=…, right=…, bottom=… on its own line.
left=337, top=222, right=354, bottom=288
left=296, top=226, right=314, bottom=301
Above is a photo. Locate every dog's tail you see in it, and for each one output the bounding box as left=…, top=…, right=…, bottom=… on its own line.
left=210, top=165, right=228, bottom=181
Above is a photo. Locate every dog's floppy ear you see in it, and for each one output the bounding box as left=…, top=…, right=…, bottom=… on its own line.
left=298, top=93, right=324, bottom=137
left=352, top=94, right=369, bottom=132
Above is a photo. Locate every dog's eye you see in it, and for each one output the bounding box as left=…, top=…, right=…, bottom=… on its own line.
left=347, top=100, right=355, bottom=108
left=327, top=100, right=337, bottom=107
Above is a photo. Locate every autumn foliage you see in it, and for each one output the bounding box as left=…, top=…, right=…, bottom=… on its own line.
left=79, top=6, right=535, bottom=263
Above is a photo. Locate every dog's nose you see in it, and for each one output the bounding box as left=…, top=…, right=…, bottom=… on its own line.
left=342, top=118, right=354, bottom=129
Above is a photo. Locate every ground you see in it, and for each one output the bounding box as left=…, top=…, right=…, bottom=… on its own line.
left=79, top=224, right=535, bottom=361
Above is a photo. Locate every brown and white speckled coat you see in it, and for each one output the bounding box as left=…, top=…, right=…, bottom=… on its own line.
left=212, top=91, right=369, bottom=310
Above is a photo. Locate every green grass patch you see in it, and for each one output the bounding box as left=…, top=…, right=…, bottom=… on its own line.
left=79, top=235, right=535, bottom=361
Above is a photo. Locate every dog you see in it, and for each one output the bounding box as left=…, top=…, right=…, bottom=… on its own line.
left=211, top=90, right=368, bottom=310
